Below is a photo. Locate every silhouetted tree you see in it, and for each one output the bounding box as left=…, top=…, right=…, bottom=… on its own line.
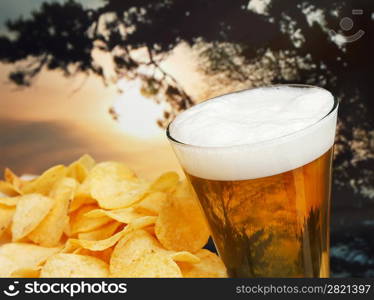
left=0, top=0, right=373, bottom=206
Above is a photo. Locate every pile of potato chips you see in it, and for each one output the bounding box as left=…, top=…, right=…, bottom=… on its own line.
left=0, top=155, right=227, bottom=278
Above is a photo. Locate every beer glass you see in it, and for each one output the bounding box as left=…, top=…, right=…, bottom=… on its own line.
left=167, top=85, right=338, bottom=278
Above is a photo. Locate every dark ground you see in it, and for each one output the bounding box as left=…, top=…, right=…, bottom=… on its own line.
left=330, top=189, right=374, bottom=277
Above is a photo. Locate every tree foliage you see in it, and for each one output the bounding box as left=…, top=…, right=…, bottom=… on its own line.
left=0, top=0, right=373, bottom=199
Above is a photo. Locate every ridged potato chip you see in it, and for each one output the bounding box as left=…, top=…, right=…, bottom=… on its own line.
left=28, top=178, right=77, bottom=246
left=94, top=248, right=113, bottom=263
left=0, top=205, right=15, bottom=238
left=178, top=249, right=227, bottom=278
left=75, top=247, right=113, bottom=264
left=76, top=154, right=96, bottom=170
left=89, top=162, right=148, bottom=209
left=0, top=256, right=18, bottom=277
left=22, top=165, right=66, bottom=195
left=0, top=197, right=19, bottom=206
left=113, top=252, right=182, bottom=278
left=170, top=251, right=200, bottom=264
left=0, top=181, right=19, bottom=197
left=69, top=180, right=96, bottom=213
left=110, top=229, right=199, bottom=276
left=69, top=229, right=124, bottom=252
left=61, top=238, right=81, bottom=253
left=41, top=253, right=109, bottom=278
left=67, top=162, right=89, bottom=184
left=84, top=207, right=145, bottom=223
left=91, top=161, right=136, bottom=181
left=70, top=204, right=112, bottom=234
left=92, top=180, right=148, bottom=210
left=0, top=243, right=60, bottom=275
left=63, top=216, right=71, bottom=236
left=12, top=194, right=54, bottom=241
left=78, top=222, right=121, bottom=241
left=4, top=168, right=23, bottom=193
left=71, top=216, right=157, bottom=252
left=134, top=192, right=167, bottom=216
left=110, top=229, right=164, bottom=275
left=155, top=181, right=210, bottom=252
left=66, top=154, right=96, bottom=183
left=149, top=172, right=179, bottom=193
left=0, top=227, right=11, bottom=245
left=11, top=267, right=40, bottom=278
left=0, top=156, right=225, bottom=278
left=68, top=157, right=97, bottom=211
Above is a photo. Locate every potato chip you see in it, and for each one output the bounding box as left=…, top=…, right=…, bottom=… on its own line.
left=170, top=251, right=200, bottom=264
left=84, top=207, right=145, bottom=223
left=92, top=180, right=148, bottom=210
left=143, top=225, right=155, bottom=236
left=76, top=247, right=113, bottom=264
left=91, top=161, right=136, bottom=181
left=134, top=192, right=167, bottom=216
left=149, top=172, right=179, bottom=193
left=113, top=252, right=182, bottom=278
left=0, top=243, right=60, bottom=271
left=61, top=239, right=81, bottom=253
left=67, top=163, right=88, bottom=184
left=94, top=247, right=113, bottom=263
left=70, top=204, right=112, bottom=234
left=69, top=181, right=96, bottom=213
left=155, top=181, right=210, bottom=252
left=12, top=194, right=54, bottom=241
left=28, top=178, right=78, bottom=246
left=0, top=197, right=19, bottom=206
left=128, top=215, right=158, bottom=230
left=71, top=216, right=157, bottom=251
left=76, top=154, right=96, bottom=171
left=178, top=249, right=227, bottom=278
left=0, top=256, right=18, bottom=277
left=88, top=162, right=148, bottom=209
left=0, top=181, right=19, bottom=196
left=1, top=155, right=218, bottom=278
left=0, top=205, right=15, bottom=238
left=4, top=168, right=23, bottom=193
left=68, top=158, right=98, bottom=212
left=68, top=230, right=124, bottom=252
left=78, top=222, right=121, bottom=241
left=110, top=229, right=165, bottom=275
left=11, top=268, right=40, bottom=278
left=66, top=154, right=96, bottom=183
left=41, top=253, right=109, bottom=278
left=0, top=226, right=11, bottom=244
left=63, top=216, right=71, bottom=235
left=22, top=165, right=67, bottom=195
left=69, top=197, right=86, bottom=213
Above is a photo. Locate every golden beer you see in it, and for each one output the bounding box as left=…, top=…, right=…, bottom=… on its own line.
left=167, top=85, right=338, bottom=277
left=186, top=148, right=333, bottom=277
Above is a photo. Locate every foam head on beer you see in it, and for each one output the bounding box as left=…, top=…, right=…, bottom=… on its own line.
left=169, top=85, right=337, bottom=181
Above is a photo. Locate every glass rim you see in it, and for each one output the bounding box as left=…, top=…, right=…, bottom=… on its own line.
left=166, top=84, right=339, bottom=150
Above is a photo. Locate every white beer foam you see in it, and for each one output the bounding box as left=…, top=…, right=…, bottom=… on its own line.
left=169, top=86, right=337, bottom=180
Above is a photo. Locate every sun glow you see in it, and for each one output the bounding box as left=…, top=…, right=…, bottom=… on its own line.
left=112, top=80, right=164, bottom=138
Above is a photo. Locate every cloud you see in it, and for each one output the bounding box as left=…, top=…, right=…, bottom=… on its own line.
left=0, top=118, right=97, bottom=174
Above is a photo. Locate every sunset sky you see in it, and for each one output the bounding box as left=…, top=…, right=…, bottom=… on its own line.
left=0, top=63, right=184, bottom=179
left=0, top=1, right=208, bottom=179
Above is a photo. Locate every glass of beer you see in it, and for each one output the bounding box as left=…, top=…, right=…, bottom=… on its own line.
left=167, top=85, right=338, bottom=278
